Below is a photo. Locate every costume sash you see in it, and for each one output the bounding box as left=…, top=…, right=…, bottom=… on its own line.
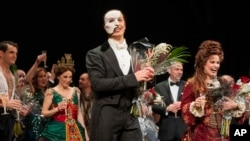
left=65, top=99, right=83, bottom=141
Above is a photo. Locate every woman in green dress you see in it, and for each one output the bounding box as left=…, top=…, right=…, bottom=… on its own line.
left=40, top=56, right=88, bottom=141
left=24, top=54, right=53, bottom=141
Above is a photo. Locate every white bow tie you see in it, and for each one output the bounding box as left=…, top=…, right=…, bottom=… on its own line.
left=116, top=44, right=127, bottom=50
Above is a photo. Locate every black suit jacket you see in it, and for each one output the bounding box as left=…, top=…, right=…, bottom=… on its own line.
left=85, top=41, right=140, bottom=140
left=152, top=79, right=188, bottom=140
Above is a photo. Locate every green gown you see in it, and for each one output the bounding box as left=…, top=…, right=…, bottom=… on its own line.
left=41, top=88, right=86, bottom=141
left=27, top=87, right=51, bottom=141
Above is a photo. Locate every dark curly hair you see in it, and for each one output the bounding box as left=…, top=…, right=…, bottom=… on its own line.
left=188, top=40, right=224, bottom=98
left=194, top=40, right=224, bottom=69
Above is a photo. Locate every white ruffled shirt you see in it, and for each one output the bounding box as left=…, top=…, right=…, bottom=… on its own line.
left=108, top=38, right=131, bottom=75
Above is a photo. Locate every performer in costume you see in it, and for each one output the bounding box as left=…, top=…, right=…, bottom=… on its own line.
left=23, top=53, right=51, bottom=141
left=181, top=40, right=245, bottom=141
left=40, top=54, right=88, bottom=141
left=0, top=40, right=30, bottom=141
left=85, top=9, right=154, bottom=141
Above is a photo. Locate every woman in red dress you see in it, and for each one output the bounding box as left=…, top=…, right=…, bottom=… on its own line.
left=181, top=40, right=246, bottom=141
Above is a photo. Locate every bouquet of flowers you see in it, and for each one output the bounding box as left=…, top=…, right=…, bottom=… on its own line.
left=205, top=79, right=232, bottom=137
left=130, top=38, right=190, bottom=75
left=132, top=87, right=163, bottom=141
left=145, top=44, right=190, bottom=75
left=234, top=76, right=250, bottom=124
left=207, top=76, right=248, bottom=137
left=130, top=37, right=190, bottom=116
left=233, top=76, right=250, bottom=113
left=234, top=76, right=250, bottom=97
left=129, top=37, right=190, bottom=141
left=130, top=87, right=166, bottom=117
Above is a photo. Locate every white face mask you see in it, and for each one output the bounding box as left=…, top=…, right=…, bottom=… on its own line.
left=104, top=10, right=121, bottom=34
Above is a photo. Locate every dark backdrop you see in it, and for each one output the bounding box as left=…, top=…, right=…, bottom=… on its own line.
left=0, top=0, right=249, bottom=85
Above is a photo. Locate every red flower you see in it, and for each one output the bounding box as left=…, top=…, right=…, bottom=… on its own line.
left=141, top=87, right=158, bottom=105
left=234, top=76, right=250, bottom=91
left=240, top=76, right=250, bottom=83
left=232, top=84, right=240, bottom=91
left=233, top=76, right=250, bottom=97
left=148, top=87, right=156, bottom=98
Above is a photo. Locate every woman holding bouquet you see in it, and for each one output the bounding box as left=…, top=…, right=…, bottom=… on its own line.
left=85, top=9, right=154, bottom=141
left=180, top=40, right=245, bottom=141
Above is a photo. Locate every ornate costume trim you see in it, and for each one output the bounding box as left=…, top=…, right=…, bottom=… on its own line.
left=65, top=118, right=83, bottom=141
left=65, top=99, right=83, bottom=141
left=189, top=102, right=204, bottom=117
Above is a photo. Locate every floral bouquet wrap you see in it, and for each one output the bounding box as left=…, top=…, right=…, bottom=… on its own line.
left=206, top=77, right=247, bottom=137
left=206, top=79, right=233, bottom=138
left=129, top=37, right=190, bottom=141
left=234, top=76, right=250, bottom=123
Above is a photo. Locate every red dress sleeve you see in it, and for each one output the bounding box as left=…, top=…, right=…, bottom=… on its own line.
left=181, top=83, right=197, bottom=127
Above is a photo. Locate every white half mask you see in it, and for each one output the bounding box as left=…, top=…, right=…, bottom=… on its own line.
left=104, top=10, right=121, bottom=34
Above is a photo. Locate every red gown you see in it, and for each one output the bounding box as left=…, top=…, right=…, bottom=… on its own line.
left=181, top=83, right=245, bottom=141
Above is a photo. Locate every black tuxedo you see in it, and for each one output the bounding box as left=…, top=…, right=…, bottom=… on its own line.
left=152, top=80, right=188, bottom=141
left=86, top=41, right=142, bottom=141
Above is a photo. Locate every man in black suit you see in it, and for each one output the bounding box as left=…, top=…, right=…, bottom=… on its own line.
left=152, top=61, right=187, bottom=141
left=85, top=9, right=154, bottom=141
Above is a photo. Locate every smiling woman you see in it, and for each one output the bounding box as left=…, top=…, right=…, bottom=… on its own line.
left=40, top=54, right=89, bottom=141
left=180, top=40, right=246, bottom=141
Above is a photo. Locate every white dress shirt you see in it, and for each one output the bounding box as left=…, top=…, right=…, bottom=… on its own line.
left=168, top=78, right=179, bottom=102
left=108, top=38, right=131, bottom=75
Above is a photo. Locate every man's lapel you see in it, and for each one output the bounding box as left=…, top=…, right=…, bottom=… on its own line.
left=102, top=44, right=124, bottom=76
